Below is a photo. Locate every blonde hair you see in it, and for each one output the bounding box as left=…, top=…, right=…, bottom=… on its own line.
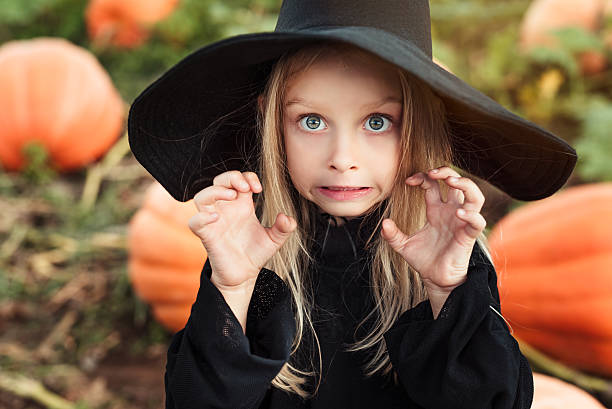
left=254, top=41, right=493, bottom=398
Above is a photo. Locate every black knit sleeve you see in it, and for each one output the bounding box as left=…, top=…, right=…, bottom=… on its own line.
left=164, top=258, right=295, bottom=409
left=383, top=244, right=534, bottom=409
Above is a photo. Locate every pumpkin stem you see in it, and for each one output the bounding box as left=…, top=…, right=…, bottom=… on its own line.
left=80, top=132, right=130, bottom=212
left=0, top=370, right=75, bottom=409
left=518, top=338, right=612, bottom=401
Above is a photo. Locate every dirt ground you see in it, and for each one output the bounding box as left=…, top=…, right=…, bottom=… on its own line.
left=0, top=298, right=171, bottom=409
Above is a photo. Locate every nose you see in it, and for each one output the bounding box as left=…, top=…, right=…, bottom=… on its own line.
left=328, top=131, right=359, bottom=172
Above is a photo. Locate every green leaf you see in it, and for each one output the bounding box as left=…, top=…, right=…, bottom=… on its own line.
left=430, top=1, right=529, bottom=21
left=22, top=142, right=57, bottom=185
left=551, top=26, right=605, bottom=53
left=526, top=46, right=579, bottom=78
left=574, top=99, right=612, bottom=181
left=0, top=0, right=58, bottom=24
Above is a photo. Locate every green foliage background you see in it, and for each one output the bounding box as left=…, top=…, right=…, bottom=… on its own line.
left=2, top=0, right=609, bottom=180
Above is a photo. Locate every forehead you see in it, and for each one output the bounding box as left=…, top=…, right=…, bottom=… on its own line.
left=284, top=49, right=401, bottom=102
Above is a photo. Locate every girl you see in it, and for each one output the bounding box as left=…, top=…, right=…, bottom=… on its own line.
left=128, top=1, right=577, bottom=408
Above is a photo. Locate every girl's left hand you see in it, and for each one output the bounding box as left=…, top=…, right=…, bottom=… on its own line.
left=381, top=166, right=486, bottom=294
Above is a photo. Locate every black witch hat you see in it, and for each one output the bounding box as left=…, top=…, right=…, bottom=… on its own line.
left=128, top=0, right=577, bottom=202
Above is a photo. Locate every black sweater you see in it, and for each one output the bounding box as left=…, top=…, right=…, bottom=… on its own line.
left=164, top=212, right=534, bottom=408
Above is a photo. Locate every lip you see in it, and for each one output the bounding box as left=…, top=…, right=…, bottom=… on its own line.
left=318, top=186, right=372, bottom=200
left=324, top=186, right=365, bottom=189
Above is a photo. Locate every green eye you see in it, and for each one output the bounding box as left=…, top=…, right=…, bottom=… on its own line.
left=299, top=115, right=325, bottom=131
left=366, top=115, right=390, bottom=132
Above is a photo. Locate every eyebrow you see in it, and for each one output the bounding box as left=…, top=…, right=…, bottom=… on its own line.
left=284, top=95, right=402, bottom=109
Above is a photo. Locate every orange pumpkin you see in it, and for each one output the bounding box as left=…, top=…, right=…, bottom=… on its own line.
left=0, top=38, right=124, bottom=171
left=128, top=181, right=206, bottom=332
left=488, top=183, right=612, bottom=377
left=85, top=0, right=180, bottom=48
left=532, top=373, right=605, bottom=408
left=520, top=0, right=609, bottom=75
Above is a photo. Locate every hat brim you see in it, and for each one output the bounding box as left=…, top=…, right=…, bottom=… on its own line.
left=128, top=26, right=577, bottom=202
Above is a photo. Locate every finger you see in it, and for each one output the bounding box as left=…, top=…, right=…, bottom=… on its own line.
left=428, top=166, right=460, bottom=178
left=406, top=172, right=442, bottom=205
left=446, top=176, right=485, bottom=213
left=193, top=185, right=238, bottom=212
left=213, top=170, right=251, bottom=193
left=243, top=171, right=262, bottom=193
left=456, top=209, right=487, bottom=238
left=266, top=213, right=297, bottom=247
left=380, top=218, right=409, bottom=253
left=427, top=166, right=464, bottom=204
left=188, top=211, right=220, bottom=238
left=449, top=186, right=464, bottom=205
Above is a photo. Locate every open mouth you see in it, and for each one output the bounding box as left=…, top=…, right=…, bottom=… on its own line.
left=322, top=187, right=368, bottom=191
left=318, top=186, right=372, bottom=200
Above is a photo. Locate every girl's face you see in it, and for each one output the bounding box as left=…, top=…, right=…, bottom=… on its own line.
left=283, top=50, right=403, bottom=220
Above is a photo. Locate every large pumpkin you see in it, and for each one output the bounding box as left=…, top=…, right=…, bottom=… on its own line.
left=128, top=181, right=206, bottom=333
left=86, top=0, right=180, bottom=48
left=488, top=183, right=612, bottom=377
left=0, top=38, right=124, bottom=171
left=519, top=0, right=609, bottom=75
left=532, top=373, right=605, bottom=408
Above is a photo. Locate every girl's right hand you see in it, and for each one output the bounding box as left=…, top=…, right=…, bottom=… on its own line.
left=188, top=170, right=297, bottom=291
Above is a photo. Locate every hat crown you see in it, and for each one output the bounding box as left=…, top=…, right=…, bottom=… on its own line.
left=274, top=0, right=433, bottom=58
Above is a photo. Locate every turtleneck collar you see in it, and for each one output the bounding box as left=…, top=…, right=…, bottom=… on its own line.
left=311, top=210, right=382, bottom=268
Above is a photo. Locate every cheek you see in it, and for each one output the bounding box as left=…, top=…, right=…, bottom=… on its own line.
left=287, top=152, right=314, bottom=183
left=284, top=126, right=320, bottom=164
left=371, top=137, right=402, bottom=191
left=284, top=134, right=313, bottom=190
left=368, top=135, right=401, bottom=166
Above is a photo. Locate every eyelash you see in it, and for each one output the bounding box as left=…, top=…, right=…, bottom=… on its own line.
left=296, top=113, right=394, bottom=133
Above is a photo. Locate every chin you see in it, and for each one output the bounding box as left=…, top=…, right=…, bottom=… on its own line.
left=317, top=203, right=371, bottom=218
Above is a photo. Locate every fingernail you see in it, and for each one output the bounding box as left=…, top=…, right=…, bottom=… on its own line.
left=241, top=182, right=249, bottom=189
left=457, top=209, right=465, bottom=216
left=449, top=177, right=459, bottom=183
left=430, top=169, right=439, bottom=173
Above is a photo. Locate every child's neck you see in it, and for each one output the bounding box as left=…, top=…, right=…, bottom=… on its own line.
left=321, top=213, right=357, bottom=227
